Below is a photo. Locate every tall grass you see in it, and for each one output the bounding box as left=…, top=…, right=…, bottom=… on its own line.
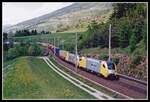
left=3, top=56, right=95, bottom=99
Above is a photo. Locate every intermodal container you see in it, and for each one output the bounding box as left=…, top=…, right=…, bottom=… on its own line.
left=68, top=53, right=79, bottom=65
left=59, top=50, right=68, bottom=60
left=55, top=47, right=60, bottom=56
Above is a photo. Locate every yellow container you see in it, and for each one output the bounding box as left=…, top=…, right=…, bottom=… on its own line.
left=60, top=50, right=68, bottom=60
left=79, top=57, right=87, bottom=68
left=65, top=52, right=69, bottom=61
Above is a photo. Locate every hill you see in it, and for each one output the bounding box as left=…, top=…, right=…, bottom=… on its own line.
left=2, top=24, right=12, bottom=32
left=4, top=2, right=113, bottom=33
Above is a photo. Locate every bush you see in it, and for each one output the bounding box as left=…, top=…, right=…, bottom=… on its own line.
left=5, top=44, right=42, bottom=61
left=99, top=53, right=108, bottom=60
left=28, top=44, right=42, bottom=56
left=3, top=44, right=9, bottom=51
left=132, top=40, right=146, bottom=56
left=129, top=31, right=136, bottom=53
left=112, top=58, right=120, bottom=65
left=129, top=63, right=136, bottom=69
left=28, top=46, right=35, bottom=56
left=7, top=47, right=18, bottom=60
left=131, top=55, right=142, bottom=65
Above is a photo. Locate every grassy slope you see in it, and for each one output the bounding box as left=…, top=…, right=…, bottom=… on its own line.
left=3, top=56, right=95, bottom=99
left=81, top=41, right=147, bottom=58
left=81, top=47, right=130, bottom=57
left=12, top=32, right=78, bottom=46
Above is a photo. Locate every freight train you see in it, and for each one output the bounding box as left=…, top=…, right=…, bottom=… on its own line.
left=48, top=44, right=119, bottom=80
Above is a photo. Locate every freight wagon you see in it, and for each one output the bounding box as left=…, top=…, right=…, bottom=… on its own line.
left=54, top=47, right=60, bottom=56
left=67, top=53, right=79, bottom=65
left=59, top=50, right=69, bottom=60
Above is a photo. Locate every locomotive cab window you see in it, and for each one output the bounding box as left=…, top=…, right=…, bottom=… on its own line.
left=103, top=64, right=105, bottom=68
left=107, top=61, right=115, bottom=70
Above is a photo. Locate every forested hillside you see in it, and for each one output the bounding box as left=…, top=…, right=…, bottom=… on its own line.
left=78, top=3, right=147, bottom=81
left=79, top=3, right=147, bottom=52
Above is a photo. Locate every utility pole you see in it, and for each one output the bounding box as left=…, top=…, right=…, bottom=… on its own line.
left=62, top=40, right=64, bottom=50
left=57, top=37, right=59, bottom=48
left=54, top=37, right=55, bottom=56
left=55, top=37, right=57, bottom=47
left=75, top=32, right=78, bottom=73
left=62, top=42, right=64, bottom=49
left=108, top=24, right=111, bottom=61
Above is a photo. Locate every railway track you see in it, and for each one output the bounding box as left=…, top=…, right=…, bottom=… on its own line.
left=42, top=57, right=114, bottom=100
left=118, top=74, right=147, bottom=86
left=50, top=53, right=147, bottom=99
left=40, top=43, right=147, bottom=99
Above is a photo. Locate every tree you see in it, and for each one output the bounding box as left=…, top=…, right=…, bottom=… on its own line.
left=15, top=30, right=21, bottom=37
left=34, top=30, right=37, bottom=35
left=41, top=30, right=45, bottom=34
left=31, top=44, right=41, bottom=56
left=129, top=31, right=136, bottom=53
left=3, top=44, right=9, bottom=51
left=3, top=32, right=8, bottom=40
left=142, top=20, right=147, bottom=50
left=3, top=32, right=9, bottom=51
left=7, top=47, right=18, bottom=60
left=31, top=30, right=35, bottom=35
left=28, top=45, right=35, bottom=56
left=118, top=18, right=130, bottom=48
left=111, top=3, right=137, bottom=19
left=28, top=44, right=41, bottom=56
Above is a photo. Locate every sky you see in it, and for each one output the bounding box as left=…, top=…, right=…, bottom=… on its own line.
left=2, top=2, right=73, bottom=25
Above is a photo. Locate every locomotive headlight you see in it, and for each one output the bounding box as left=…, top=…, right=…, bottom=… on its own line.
left=108, top=70, right=115, bottom=74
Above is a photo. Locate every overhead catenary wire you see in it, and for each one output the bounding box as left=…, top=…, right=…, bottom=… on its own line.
left=75, top=32, right=78, bottom=73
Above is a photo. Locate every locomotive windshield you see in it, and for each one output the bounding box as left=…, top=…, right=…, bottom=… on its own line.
left=107, top=61, right=115, bottom=70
